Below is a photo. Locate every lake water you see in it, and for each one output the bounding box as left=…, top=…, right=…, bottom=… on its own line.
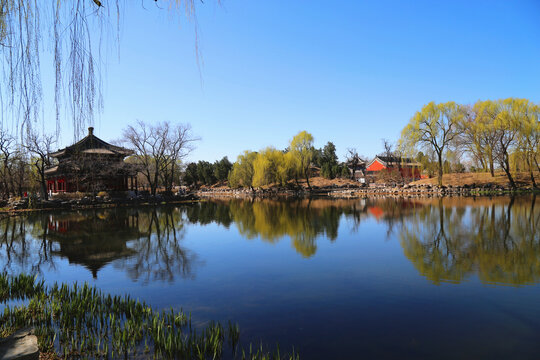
left=1, top=196, right=540, bottom=359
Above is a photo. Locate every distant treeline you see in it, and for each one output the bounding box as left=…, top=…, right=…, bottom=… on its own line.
left=183, top=131, right=351, bottom=189
left=183, top=157, right=234, bottom=186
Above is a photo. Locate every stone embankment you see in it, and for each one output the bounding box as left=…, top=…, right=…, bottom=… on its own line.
left=327, top=183, right=523, bottom=198
left=0, top=193, right=198, bottom=213
left=0, top=183, right=533, bottom=213
left=196, top=187, right=305, bottom=198
left=197, top=183, right=532, bottom=199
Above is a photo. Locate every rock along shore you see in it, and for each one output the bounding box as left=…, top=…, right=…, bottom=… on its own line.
left=0, top=183, right=535, bottom=214
left=196, top=183, right=537, bottom=199
left=0, top=328, right=39, bottom=360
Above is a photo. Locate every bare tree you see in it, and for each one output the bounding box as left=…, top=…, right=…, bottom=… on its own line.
left=123, top=120, right=198, bottom=196
left=161, top=124, right=198, bottom=192
left=24, top=131, right=56, bottom=200
left=380, top=138, right=395, bottom=158
left=379, top=138, right=408, bottom=182
left=10, top=150, right=30, bottom=197
left=345, top=148, right=365, bottom=181
left=0, top=129, right=16, bottom=199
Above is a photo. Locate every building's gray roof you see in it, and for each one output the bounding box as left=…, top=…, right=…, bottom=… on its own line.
left=50, top=127, right=133, bottom=158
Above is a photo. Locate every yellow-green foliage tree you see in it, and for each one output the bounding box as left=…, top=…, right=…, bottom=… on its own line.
left=399, top=102, right=462, bottom=187
left=455, top=98, right=539, bottom=188
left=252, top=148, right=291, bottom=188
left=228, top=151, right=258, bottom=189
left=513, top=100, right=540, bottom=188
left=229, top=131, right=315, bottom=190
left=284, top=151, right=299, bottom=184
left=289, top=131, right=315, bottom=189
left=459, top=101, right=499, bottom=176
left=491, top=98, right=529, bottom=189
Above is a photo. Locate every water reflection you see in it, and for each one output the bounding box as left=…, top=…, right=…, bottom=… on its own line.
left=0, top=214, right=57, bottom=275
left=115, top=208, right=197, bottom=283
left=0, top=208, right=197, bottom=281
left=399, top=196, right=540, bottom=285
left=184, top=199, right=367, bottom=257
left=0, top=196, right=539, bottom=286
left=47, top=212, right=139, bottom=278
left=227, top=199, right=343, bottom=257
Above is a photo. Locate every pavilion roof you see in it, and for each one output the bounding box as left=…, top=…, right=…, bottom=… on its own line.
left=50, top=127, right=133, bottom=158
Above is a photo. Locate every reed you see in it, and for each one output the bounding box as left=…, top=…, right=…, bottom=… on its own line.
left=0, top=273, right=299, bottom=359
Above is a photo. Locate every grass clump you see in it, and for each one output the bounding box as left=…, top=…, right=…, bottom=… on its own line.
left=0, top=272, right=299, bottom=359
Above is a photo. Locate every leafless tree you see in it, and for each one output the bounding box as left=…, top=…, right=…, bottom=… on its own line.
left=24, top=131, right=56, bottom=200
left=0, top=129, right=16, bottom=199
left=123, top=209, right=197, bottom=283
left=345, top=148, right=365, bottom=180
left=379, top=138, right=409, bottom=182
left=0, top=130, right=32, bottom=198
left=161, top=124, right=198, bottom=192
left=380, top=138, right=395, bottom=158
left=10, top=151, right=29, bottom=197
left=122, top=120, right=198, bottom=196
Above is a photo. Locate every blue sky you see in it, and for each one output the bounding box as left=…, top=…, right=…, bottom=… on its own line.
left=45, top=0, right=540, bottom=162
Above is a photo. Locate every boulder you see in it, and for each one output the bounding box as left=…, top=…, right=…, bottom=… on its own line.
left=0, top=328, right=39, bottom=360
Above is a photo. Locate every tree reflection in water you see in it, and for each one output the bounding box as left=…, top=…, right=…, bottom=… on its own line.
left=115, top=207, right=198, bottom=283
left=398, top=195, right=540, bottom=285
left=0, top=208, right=198, bottom=282
left=185, top=199, right=354, bottom=257
left=0, top=214, right=57, bottom=275
left=227, top=199, right=343, bottom=257
left=0, top=196, right=539, bottom=286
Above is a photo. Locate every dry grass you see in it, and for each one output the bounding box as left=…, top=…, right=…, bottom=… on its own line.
left=410, top=171, right=540, bottom=187
left=300, top=176, right=359, bottom=188
left=203, top=176, right=359, bottom=190
left=203, top=172, right=540, bottom=190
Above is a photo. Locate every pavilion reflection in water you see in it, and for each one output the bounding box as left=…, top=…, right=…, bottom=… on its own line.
left=46, top=211, right=142, bottom=278
left=0, top=207, right=196, bottom=281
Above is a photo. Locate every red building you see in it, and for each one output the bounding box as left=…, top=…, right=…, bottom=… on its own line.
left=45, top=127, right=138, bottom=193
left=366, top=156, right=422, bottom=181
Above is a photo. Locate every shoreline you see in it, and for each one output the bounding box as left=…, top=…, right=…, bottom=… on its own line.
left=0, top=184, right=537, bottom=216
left=196, top=183, right=539, bottom=199
left=0, top=195, right=200, bottom=217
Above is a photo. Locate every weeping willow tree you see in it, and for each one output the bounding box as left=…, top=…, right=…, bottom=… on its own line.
left=0, top=0, right=205, bottom=139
